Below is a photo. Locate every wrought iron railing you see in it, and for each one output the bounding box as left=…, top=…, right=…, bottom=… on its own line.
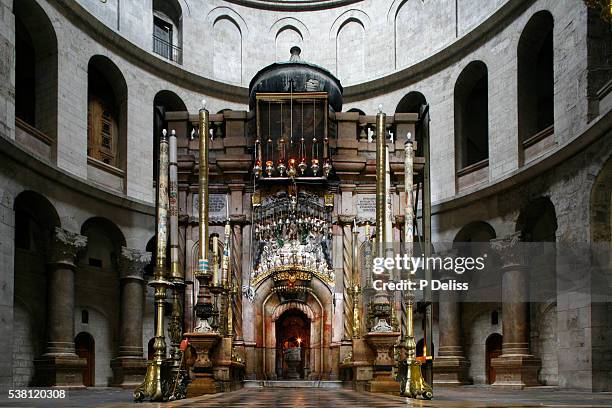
left=153, top=35, right=182, bottom=64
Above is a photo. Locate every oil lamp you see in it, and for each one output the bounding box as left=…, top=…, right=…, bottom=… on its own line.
left=277, top=159, right=286, bottom=177
left=287, top=158, right=297, bottom=178
left=253, top=159, right=262, bottom=178
left=298, top=157, right=307, bottom=175
left=311, top=158, right=319, bottom=176
left=323, top=159, right=332, bottom=178
left=265, top=160, right=274, bottom=177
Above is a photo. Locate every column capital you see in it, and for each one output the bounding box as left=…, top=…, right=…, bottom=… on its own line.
left=227, top=183, right=245, bottom=192
left=48, top=227, right=87, bottom=267
left=229, top=214, right=248, bottom=225
left=339, top=183, right=357, bottom=193
left=338, top=215, right=356, bottom=226
left=118, top=247, right=151, bottom=280
left=490, top=232, right=525, bottom=269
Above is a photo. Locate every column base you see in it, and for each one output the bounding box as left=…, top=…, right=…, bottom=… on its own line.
left=433, top=356, right=471, bottom=386
left=365, top=368, right=398, bottom=394
left=184, top=332, right=222, bottom=397
left=110, top=356, right=148, bottom=388
left=491, top=354, right=541, bottom=389
left=34, top=354, right=87, bottom=387
left=364, top=332, right=400, bottom=395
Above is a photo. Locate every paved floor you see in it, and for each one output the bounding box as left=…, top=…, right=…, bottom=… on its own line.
left=1, top=386, right=612, bottom=408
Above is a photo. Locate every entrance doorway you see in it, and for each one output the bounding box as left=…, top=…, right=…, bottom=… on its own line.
left=276, top=309, right=310, bottom=379
left=485, top=333, right=502, bottom=384
left=75, top=332, right=95, bottom=386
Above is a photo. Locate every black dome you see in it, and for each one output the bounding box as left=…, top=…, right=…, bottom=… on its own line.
left=248, top=47, right=343, bottom=112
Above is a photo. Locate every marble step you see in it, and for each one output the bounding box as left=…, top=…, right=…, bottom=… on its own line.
left=244, top=380, right=343, bottom=388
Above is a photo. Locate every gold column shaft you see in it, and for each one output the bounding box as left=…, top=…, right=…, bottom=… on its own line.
left=198, top=107, right=210, bottom=265
left=352, top=229, right=361, bottom=338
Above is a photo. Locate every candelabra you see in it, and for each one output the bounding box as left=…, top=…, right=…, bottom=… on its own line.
left=397, top=132, right=432, bottom=400
left=133, top=130, right=173, bottom=402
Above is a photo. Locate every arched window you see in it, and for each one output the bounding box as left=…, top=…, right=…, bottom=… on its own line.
left=455, top=61, right=489, bottom=170
left=395, top=91, right=427, bottom=157
left=454, top=61, right=489, bottom=191
left=13, top=0, right=58, bottom=162
left=518, top=11, right=554, bottom=164
left=153, top=90, right=187, bottom=186
left=152, top=0, right=182, bottom=63
left=87, top=56, right=127, bottom=175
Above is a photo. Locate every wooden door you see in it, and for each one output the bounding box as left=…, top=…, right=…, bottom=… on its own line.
left=485, top=333, right=502, bottom=384
left=75, top=332, right=95, bottom=387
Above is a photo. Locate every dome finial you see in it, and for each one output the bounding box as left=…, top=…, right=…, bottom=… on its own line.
left=290, top=46, right=301, bottom=62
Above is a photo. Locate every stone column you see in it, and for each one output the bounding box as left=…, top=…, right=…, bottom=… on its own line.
left=111, top=247, right=151, bottom=387
left=490, top=232, right=540, bottom=388
left=433, top=258, right=470, bottom=385
left=230, top=216, right=246, bottom=342
left=339, top=215, right=355, bottom=341
left=34, top=227, right=87, bottom=387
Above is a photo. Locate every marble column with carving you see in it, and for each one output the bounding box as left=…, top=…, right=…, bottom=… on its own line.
left=433, top=250, right=470, bottom=385
left=34, top=227, right=87, bottom=387
left=111, top=247, right=151, bottom=387
left=490, top=232, right=541, bottom=388
left=339, top=215, right=355, bottom=341
left=231, top=215, right=246, bottom=342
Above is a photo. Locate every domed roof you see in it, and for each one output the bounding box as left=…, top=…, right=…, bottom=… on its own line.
left=248, top=47, right=343, bottom=112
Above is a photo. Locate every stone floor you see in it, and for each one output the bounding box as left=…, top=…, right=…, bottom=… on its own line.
left=1, top=386, right=612, bottom=408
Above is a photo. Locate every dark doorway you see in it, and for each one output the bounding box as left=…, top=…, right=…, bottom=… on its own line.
left=75, top=332, right=95, bottom=387
left=486, top=333, right=503, bottom=384
left=416, top=338, right=435, bottom=358
left=276, top=309, right=310, bottom=379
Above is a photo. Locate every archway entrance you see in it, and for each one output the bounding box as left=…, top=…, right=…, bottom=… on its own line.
left=75, top=332, right=95, bottom=386
left=276, top=309, right=310, bottom=379
left=485, top=333, right=502, bottom=384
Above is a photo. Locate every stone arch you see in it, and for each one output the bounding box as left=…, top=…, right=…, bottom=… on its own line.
left=395, top=91, right=427, bottom=156
left=13, top=0, right=59, bottom=161
left=335, top=18, right=366, bottom=84
left=153, top=90, right=187, bottom=184
left=454, top=60, right=489, bottom=171
left=206, top=6, right=249, bottom=35
left=518, top=10, right=554, bottom=164
left=87, top=55, right=128, bottom=176
left=329, top=9, right=371, bottom=39
left=80, top=217, right=126, bottom=269
left=346, top=108, right=365, bottom=115
left=454, top=221, right=496, bottom=243
left=212, top=16, right=243, bottom=83
left=253, top=275, right=333, bottom=380
left=12, top=191, right=60, bottom=387
left=14, top=190, right=60, bottom=232
left=272, top=301, right=315, bottom=321
left=270, top=17, right=309, bottom=38
left=275, top=25, right=303, bottom=62
left=515, top=196, right=557, bottom=242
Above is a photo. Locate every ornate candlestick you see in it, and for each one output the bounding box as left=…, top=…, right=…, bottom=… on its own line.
left=398, top=132, right=432, bottom=400
left=134, top=130, right=173, bottom=402
left=193, top=100, right=214, bottom=330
